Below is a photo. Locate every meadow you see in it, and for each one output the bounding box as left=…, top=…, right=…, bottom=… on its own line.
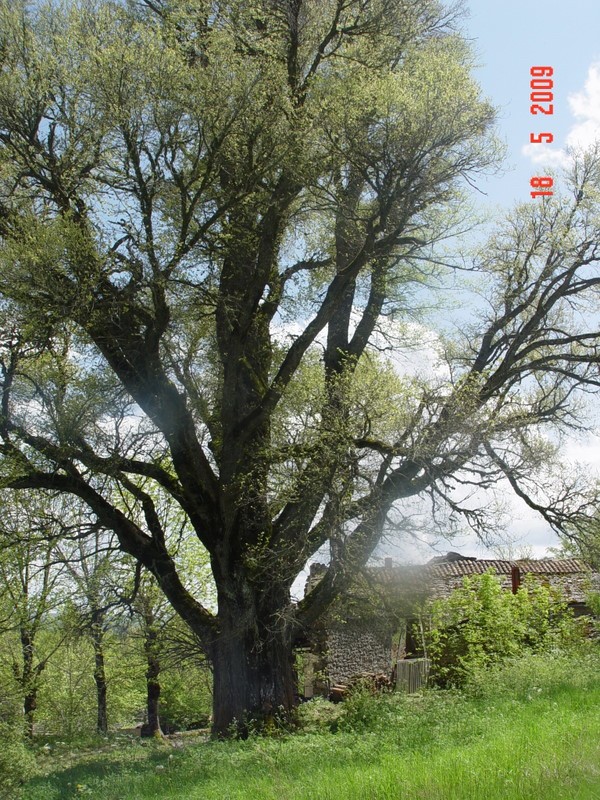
left=19, top=649, right=600, bottom=800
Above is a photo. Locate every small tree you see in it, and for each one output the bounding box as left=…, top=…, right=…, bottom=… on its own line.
left=0, top=494, right=68, bottom=737
left=0, top=720, right=35, bottom=798
left=58, top=528, right=137, bottom=734
left=125, top=571, right=171, bottom=737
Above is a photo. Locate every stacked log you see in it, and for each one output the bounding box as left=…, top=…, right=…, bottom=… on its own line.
left=329, top=671, right=393, bottom=702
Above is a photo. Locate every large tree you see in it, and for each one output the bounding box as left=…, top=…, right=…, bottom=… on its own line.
left=0, top=0, right=599, bottom=733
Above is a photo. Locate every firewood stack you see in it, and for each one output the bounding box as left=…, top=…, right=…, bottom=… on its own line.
left=329, top=671, right=393, bottom=702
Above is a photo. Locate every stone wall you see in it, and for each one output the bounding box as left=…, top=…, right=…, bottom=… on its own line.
left=326, top=623, right=392, bottom=685
left=427, top=570, right=600, bottom=603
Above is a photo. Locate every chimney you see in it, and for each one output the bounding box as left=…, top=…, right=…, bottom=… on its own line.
left=384, top=557, right=393, bottom=569
left=511, top=565, right=521, bottom=594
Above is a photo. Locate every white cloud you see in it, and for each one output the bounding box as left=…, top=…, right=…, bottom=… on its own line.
left=522, top=61, right=600, bottom=169
left=521, top=142, right=569, bottom=169
left=566, top=63, right=600, bottom=150
left=564, top=432, right=600, bottom=466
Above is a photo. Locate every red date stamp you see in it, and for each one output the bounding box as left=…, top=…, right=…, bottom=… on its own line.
left=529, top=66, right=554, bottom=198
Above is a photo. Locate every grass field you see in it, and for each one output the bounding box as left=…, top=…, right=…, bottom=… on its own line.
left=20, top=651, right=600, bottom=800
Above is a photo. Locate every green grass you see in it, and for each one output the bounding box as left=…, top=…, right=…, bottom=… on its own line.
left=21, top=650, right=600, bottom=800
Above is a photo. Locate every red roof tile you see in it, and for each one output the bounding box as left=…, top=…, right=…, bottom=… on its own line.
left=375, top=557, right=589, bottom=581
left=425, top=558, right=588, bottom=578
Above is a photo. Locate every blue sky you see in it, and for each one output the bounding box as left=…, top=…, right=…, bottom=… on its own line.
left=466, top=0, right=600, bottom=209
left=389, top=1, right=600, bottom=564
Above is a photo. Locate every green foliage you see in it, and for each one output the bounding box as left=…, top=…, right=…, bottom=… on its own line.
left=584, top=590, right=600, bottom=616
left=424, top=571, right=583, bottom=687
left=159, top=661, right=212, bottom=731
left=34, top=637, right=97, bottom=738
left=294, top=696, right=343, bottom=734
left=582, top=590, right=600, bottom=639
left=0, top=721, right=36, bottom=798
left=1, top=602, right=213, bottom=740
left=334, top=681, right=389, bottom=733
left=35, top=632, right=147, bottom=737
left=0, top=635, right=24, bottom=723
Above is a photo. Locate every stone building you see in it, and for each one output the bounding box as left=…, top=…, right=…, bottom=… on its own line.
left=301, top=553, right=600, bottom=696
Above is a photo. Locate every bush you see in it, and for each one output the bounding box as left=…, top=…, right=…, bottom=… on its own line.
left=334, top=682, right=383, bottom=732
left=0, top=722, right=36, bottom=797
left=424, top=571, right=584, bottom=687
left=159, top=661, right=212, bottom=731
left=296, top=687, right=394, bottom=736
left=295, top=696, right=343, bottom=734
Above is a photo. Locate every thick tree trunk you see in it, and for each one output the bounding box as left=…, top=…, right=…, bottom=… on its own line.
left=91, top=620, right=108, bottom=734
left=211, top=582, right=297, bottom=737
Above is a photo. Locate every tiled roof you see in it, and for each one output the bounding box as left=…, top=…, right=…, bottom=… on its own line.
left=424, top=557, right=588, bottom=579
left=369, top=557, right=590, bottom=584
left=306, top=557, right=599, bottom=607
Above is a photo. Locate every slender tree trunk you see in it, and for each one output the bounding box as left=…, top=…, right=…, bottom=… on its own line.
left=20, top=628, right=38, bottom=739
left=23, top=688, right=37, bottom=739
left=141, top=658, right=161, bottom=737
left=140, top=610, right=162, bottom=738
left=19, top=626, right=52, bottom=740
left=211, top=580, right=297, bottom=737
left=91, top=618, right=108, bottom=734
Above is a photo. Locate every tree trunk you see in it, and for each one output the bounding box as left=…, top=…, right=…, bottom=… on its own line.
left=91, top=620, right=108, bottom=734
left=20, top=628, right=37, bottom=739
left=140, top=611, right=162, bottom=738
left=140, top=662, right=161, bottom=738
left=211, top=582, right=297, bottom=737
left=23, top=687, right=37, bottom=739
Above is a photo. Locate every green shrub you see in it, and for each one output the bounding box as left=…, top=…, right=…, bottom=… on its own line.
left=334, top=682, right=381, bottom=732
left=159, top=661, right=212, bottom=730
left=295, top=696, right=343, bottom=734
left=0, top=722, right=35, bottom=798
left=585, top=591, right=600, bottom=616
left=424, top=571, right=583, bottom=687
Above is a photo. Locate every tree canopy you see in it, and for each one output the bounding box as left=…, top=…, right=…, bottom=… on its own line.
left=0, top=0, right=599, bottom=732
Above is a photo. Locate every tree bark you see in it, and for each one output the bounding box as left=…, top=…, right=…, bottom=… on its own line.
left=20, top=628, right=38, bottom=739
left=91, top=619, right=108, bottom=734
left=140, top=610, right=162, bottom=738
left=211, top=581, right=296, bottom=737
